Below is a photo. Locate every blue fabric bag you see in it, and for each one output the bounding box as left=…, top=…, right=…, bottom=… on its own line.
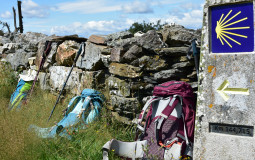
left=30, top=89, right=105, bottom=139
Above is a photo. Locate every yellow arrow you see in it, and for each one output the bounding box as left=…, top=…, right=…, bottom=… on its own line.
left=217, top=80, right=249, bottom=101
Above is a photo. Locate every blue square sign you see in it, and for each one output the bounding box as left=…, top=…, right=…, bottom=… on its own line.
left=211, top=3, right=254, bottom=53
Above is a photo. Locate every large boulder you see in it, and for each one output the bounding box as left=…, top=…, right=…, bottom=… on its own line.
left=76, top=42, right=105, bottom=70
left=160, top=25, right=201, bottom=46
left=49, top=66, right=83, bottom=95
left=56, top=40, right=79, bottom=66
left=109, top=62, right=142, bottom=78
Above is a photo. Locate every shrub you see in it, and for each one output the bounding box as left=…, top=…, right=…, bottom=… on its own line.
left=127, top=20, right=168, bottom=34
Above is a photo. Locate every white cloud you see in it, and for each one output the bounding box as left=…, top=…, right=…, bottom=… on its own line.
left=49, top=19, right=132, bottom=37
left=0, top=11, right=12, bottom=19
left=55, top=0, right=122, bottom=14
left=151, top=0, right=186, bottom=6
left=122, top=1, right=153, bottom=14
left=165, top=9, right=203, bottom=29
left=22, top=0, right=49, bottom=18
left=48, top=6, right=203, bottom=37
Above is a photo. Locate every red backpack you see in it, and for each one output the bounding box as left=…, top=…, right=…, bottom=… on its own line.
left=103, top=81, right=196, bottom=160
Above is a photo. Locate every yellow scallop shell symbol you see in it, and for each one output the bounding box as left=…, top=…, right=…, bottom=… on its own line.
left=215, top=10, right=250, bottom=48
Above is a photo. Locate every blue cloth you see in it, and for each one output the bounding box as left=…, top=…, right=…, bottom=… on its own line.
left=29, top=89, right=105, bottom=139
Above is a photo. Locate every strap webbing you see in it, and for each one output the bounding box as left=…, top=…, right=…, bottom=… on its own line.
left=137, top=97, right=162, bottom=132
left=182, top=113, right=189, bottom=146
left=102, top=139, right=147, bottom=160
left=155, top=95, right=182, bottom=147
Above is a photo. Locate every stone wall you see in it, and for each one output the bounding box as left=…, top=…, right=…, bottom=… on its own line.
left=0, top=25, right=201, bottom=121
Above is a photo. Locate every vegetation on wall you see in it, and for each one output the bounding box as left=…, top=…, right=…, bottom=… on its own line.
left=127, top=20, right=168, bottom=34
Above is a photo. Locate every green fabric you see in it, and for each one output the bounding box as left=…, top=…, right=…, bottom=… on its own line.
left=10, top=81, right=32, bottom=111
left=20, top=81, right=32, bottom=92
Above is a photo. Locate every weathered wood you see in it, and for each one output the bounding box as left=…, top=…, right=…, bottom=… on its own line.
left=12, top=7, right=18, bottom=32
left=17, top=1, right=23, bottom=33
left=5, top=23, right=11, bottom=34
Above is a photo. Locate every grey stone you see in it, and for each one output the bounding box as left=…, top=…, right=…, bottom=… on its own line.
left=155, top=47, right=189, bottom=57
left=24, top=43, right=38, bottom=52
left=80, top=70, right=104, bottom=90
left=110, top=47, right=125, bottom=62
left=5, top=49, right=36, bottom=70
left=171, top=61, right=194, bottom=69
left=35, top=38, right=59, bottom=68
left=49, top=66, right=83, bottom=95
left=109, top=62, right=142, bottom=78
left=143, top=76, right=157, bottom=84
left=106, top=76, right=130, bottom=97
left=137, top=30, right=167, bottom=50
left=1, top=43, right=20, bottom=54
left=51, top=34, right=87, bottom=42
left=76, top=42, right=105, bottom=70
left=38, top=72, right=50, bottom=90
left=139, top=55, right=168, bottom=71
left=194, top=0, right=255, bottom=159
left=122, top=45, right=144, bottom=63
left=0, top=36, right=11, bottom=45
left=153, top=69, right=186, bottom=82
left=101, top=55, right=111, bottom=67
left=110, top=95, right=139, bottom=113
left=160, top=24, right=201, bottom=47
left=101, top=47, right=112, bottom=55
left=13, top=32, right=48, bottom=45
left=107, top=37, right=138, bottom=51
left=106, top=31, right=133, bottom=41
left=46, top=42, right=58, bottom=65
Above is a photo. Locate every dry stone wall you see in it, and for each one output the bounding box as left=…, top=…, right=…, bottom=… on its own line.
left=0, top=25, right=201, bottom=121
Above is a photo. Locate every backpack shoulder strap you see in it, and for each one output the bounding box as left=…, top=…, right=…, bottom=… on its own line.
left=137, top=96, right=162, bottom=132
left=155, top=95, right=183, bottom=148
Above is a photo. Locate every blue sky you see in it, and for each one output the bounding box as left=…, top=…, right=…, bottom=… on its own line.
left=0, top=0, right=204, bottom=38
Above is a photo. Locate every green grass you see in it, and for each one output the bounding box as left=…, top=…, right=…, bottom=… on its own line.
left=0, top=62, right=136, bottom=160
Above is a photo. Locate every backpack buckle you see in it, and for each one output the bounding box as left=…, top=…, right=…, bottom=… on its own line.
left=163, top=137, right=179, bottom=149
